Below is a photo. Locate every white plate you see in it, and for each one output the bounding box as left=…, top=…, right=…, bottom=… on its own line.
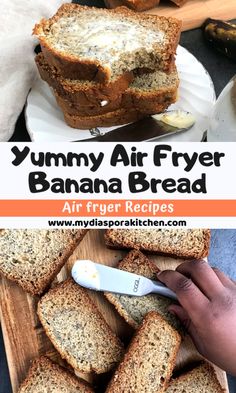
left=26, top=46, right=216, bottom=142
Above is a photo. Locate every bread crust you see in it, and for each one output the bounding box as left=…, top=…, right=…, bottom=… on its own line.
left=33, top=4, right=182, bottom=82
left=18, top=356, right=94, bottom=392
left=63, top=107, right=145, bottom=129
left=38, top=279, right=124, bottom=374
left=0, top=229, right=87, bottom=296
left=104, top=229, right=211, bottom=259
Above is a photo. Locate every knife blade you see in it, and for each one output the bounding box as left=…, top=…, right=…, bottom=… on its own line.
left=71, top=260, right=177, bottom=301
left=75, top=111, right=195, bottom=142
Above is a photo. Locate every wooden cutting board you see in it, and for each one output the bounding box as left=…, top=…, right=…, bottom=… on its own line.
left=0, top=230, right=229, bottom=392
left=105, top=0, right=236, bottom=31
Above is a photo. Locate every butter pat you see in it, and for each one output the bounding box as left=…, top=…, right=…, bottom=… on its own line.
left=153, top=110, right=196, bottom=129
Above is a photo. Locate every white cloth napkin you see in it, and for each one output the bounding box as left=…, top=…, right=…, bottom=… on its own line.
left=0, top=0, right=66, bottom=141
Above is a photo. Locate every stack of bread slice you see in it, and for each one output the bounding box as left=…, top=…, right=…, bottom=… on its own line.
left=33, top=3, right=181, bottom=130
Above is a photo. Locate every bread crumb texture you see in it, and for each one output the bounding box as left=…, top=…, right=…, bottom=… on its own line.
left=0, top=229, right=86, bottom=295
left=38, top=279, right=124, bottom=374
left=18, top=356, right=94, bottom=392
left=105, top=249, right=181, bottom=330
left=166, top=362, right=225, bottom=392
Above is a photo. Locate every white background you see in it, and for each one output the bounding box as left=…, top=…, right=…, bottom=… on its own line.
left=0, top=142, right=235, bottom=200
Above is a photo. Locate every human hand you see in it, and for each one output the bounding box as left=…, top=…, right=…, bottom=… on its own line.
left=157, top=259, right=236, bottom=376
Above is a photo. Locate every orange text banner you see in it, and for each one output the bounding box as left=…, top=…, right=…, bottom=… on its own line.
left=0, top=200, right=236, bottom=217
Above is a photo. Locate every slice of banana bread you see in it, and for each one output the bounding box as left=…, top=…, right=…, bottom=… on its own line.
left=105, top=229, right=211, bottom=259
left=33, top=4, right=181, bottom=82
left=165, top=362, right=225, bottom=393
left=106, top=311, right=181, bottom=393
left=18, top=356, right=94, bottom=393
left=105, top=250, right=180, bottom=330
left=38, top=279, right=124, bottom=374
left=0, top=229, right=86, bottom=295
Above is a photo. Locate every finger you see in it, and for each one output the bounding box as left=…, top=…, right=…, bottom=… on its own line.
left=176, top=259, right=224, bottom=299
left=168, top=305, right=190, bottom=330
left=212, top=267, right=236, bottom=288
left=168, top=305, right=200, bottom=341
left=157, top=270, right=209, bottom=321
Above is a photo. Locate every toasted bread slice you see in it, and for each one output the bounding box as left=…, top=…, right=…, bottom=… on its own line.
left=106, top=311, right=181, bottom=393
left=105, top=249, right=180, bottom=330
left=0, top=229, right=86, bottom=295
left=166, top=362, right=225, bottom=392
left=38, top=279, right=124, bottom=374
left=18, top=356, right=94, bottom=392
left=105, top=229, right=211, bottom=259
left=33, top=4, right=181, bottom=82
